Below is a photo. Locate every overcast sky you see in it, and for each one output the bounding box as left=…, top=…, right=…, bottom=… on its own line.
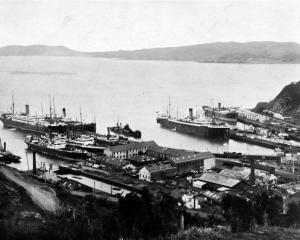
left=0, top=0, right=299, bottom=51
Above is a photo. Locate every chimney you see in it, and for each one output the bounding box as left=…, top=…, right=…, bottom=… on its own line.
left=62, top=108, right=66, bottom=118
left=250, top=158, right=255, bottom=185
left=107, top=127, right=111, bottom=138
left=32, top=152, right=37, bottom=174
left=25, top=104, right=30, bottom=115
left=189, top=108, right=194, bottom=120
left=218, top=102, right=221, bottom=109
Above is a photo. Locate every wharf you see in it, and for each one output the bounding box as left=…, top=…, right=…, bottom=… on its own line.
left=58, top=165, right=143, bottom=194
left=228, top=131, right=300, bottom=151
left=214, top=152, right=281, bottom=161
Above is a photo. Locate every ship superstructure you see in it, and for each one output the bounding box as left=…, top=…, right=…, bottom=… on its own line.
left=0, top=100, right=96, bottom=134
left=203, top=102, right=239, bottom=124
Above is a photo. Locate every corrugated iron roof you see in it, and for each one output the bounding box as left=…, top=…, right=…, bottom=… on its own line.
left=145, top=163, right=176, bottom=173
left=108, top=141, right=157, bottom=153
left=199, top=172, right=241, bottom=188
left=171, top=152, right=214, bottom=164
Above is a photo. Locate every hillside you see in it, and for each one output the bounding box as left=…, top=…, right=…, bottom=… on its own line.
left=90, top=41, right=300, bottom=63
left=0, top=45, right=86, bottom=57
left=1, top=42, right=300, bottom=63
left=253, top=81, right=300, bottom=119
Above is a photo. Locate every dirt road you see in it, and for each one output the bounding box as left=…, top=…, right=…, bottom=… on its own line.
left=0, top=165, right=60, bottom=213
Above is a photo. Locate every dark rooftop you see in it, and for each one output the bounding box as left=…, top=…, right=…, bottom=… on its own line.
left=147, top=145, right=190, bottom=156
left=129, top=155, right=157, bottom=163
left=144, top=163, right=176, bottom=173
left=171, top=152, right=215, bottom=164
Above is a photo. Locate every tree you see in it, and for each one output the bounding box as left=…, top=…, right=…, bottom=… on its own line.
left=286, top=202, right=300, bottom=226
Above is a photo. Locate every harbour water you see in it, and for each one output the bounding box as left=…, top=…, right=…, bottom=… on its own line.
left=1, top=56, right=300, bottom=171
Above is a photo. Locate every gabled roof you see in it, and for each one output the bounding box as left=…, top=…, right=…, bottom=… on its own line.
left=106, top=157, right=129, bottom=167
left=199, top=172, right=241, bottom=188
left=129, top=155, right=156, bottom=163
left=147, top=145, right=189, bottom=156
left=171, top=152, right=215, bottom=164
left=142, top=163, right=176, bottom=173
left=107, top=141, right=157, bottom=153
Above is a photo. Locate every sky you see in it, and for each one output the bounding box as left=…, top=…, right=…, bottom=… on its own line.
left=0, top=0, right=299, bottom=51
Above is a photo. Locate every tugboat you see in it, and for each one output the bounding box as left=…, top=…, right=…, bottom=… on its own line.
left=108, top=122, right=141, bottom=139
left=0, top=139, right=21, bottom=163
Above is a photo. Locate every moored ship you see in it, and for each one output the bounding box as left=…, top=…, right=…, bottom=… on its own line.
left=202, top=102, right=238, bottom=124
left=25, top=135, right=90, bottom=162
left=156, top=108, right=230, bottom=139
left=108, top=123, right=141, bottom=138
left=0, top=103, right=96, bottom=134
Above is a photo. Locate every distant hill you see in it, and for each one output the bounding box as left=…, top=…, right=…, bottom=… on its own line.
left=0, top=45, right=86, bottom=57
left=1, top=42, right=300, bottom=63
left=91, top=42, right=300, bottom=63
left=253, top=81, right=300, bottom=120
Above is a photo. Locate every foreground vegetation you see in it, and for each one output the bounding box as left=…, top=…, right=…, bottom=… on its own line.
left=1, top=171, right=300, bottom=240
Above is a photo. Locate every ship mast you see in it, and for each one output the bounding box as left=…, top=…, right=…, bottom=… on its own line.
left=80, top=106, right=83, bottom=124
left=12, top=90, right=15, bottom=115
left=49, top=95, right=52, bottom=119
left=168, top=97, right=171, bottom=118
left=52, top=97, right=56, bottom=118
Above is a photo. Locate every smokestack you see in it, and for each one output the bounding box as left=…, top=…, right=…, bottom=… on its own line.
left=25, top=104, right=30, bottom=115
left=32, top=152, right=37, bottom=174
left=107, top=127, right=111, bottom=138
left=62, top=108, right=66, bottom=118
left=189, top=108, right=194, bottom=120
left=218, top=102, right=221, bottom=109
left=3, top=142, right=6, bottom=152
left=250, top=158, right=255, bottom=185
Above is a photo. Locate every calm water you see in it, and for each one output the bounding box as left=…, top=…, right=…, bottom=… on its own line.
left=1, top=56, right=299, bottom=170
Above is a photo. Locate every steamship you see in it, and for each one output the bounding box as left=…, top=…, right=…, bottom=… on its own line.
left=156, top=108, right=230, bottom=139
left=202, top=103, right=238, bottom=125
left=25, top=135, right=90, bottom=162
left=0, top=104, right=96, bottom=134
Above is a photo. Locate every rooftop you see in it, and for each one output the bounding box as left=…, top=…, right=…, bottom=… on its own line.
left=219, top=167, right=251, bottom=180
left=105, top=157, right=129, bottom=167
left=129, top=155, right=157, bottom=163
left=108, top=141, right=157, bottom=153
left=144, top=163, right=176, bottom=173
left=171, top=152, right=215, bottom=164
left=198, top=172, right=241, bottom=188
left=147, top=145, right=189, bottom=156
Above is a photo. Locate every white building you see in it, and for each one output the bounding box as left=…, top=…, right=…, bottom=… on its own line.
left=104, top=141, right=157, bottom=159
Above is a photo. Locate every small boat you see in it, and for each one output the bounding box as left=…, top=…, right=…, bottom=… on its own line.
left=0, top=139, right=21, bottom=163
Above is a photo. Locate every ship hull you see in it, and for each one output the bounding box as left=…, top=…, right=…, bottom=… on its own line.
left=0, top=117, right=96, bottom=134
left=25, top=141, right=90, bottom=162
left=157, top=118, right=229, bottom=138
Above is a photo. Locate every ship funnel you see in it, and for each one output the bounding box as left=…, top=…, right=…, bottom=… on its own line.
left=189, top=108, right=194, bottom=120
left=62, top=108, right=66, bottom=118
left=218, top=102, right=221, bottom=109
left=25, top=104, right=30, bottom=115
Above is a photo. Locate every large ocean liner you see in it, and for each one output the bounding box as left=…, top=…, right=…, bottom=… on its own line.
left=202, top=103, right=238, bottom=125
left=0, top=101, right=96, bottom=134
left=156, top=107, right=230, bottom=139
